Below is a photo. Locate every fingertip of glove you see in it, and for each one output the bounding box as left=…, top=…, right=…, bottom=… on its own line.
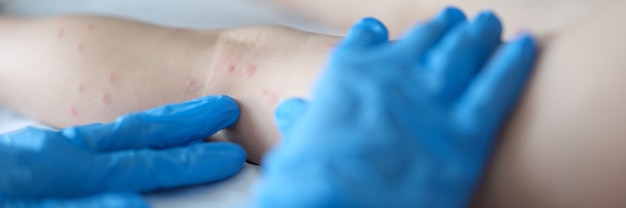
left=347, top=17, right=389, bottom=42
left=188, top=95, right=241, bottom=127
left=276, top=98, right=307, bottom=122
left=437, top=6, right=467, bottom=23
left=509, top=32, right=537, bottom=60
left=140, top=96, right=236, bottom=116
left=516, top=33, right=537, bottom=49
left=276, top=98, right=307, bottom=118
left=210, top=142, right=247, bottom=161
left=515, top=33, right=538, bottom=72
left=275, top=98, right=309, bottom=136
left=473, top=10, right=502, bottom=35
left=356, top=17, right=387, bottom=34
left=204, top=142, right=247, bottom=177
left=195, top=95, right=239, bottom=110
left=209, top=95, right=241, bottom=117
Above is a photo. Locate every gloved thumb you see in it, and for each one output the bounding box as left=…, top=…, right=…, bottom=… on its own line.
left=275, top=98, right=309, bottom=137
left=341, top=17, right=389, bottom=48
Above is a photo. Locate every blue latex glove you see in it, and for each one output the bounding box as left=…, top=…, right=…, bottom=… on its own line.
left=0, top=95, right=246, bottom=207
left=256, top=7, right=537, bottom=208
left=1, top=192, right=147, bottom=208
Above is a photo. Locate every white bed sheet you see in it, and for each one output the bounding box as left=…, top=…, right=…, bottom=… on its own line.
left=0, top=0, right=339, bottom=207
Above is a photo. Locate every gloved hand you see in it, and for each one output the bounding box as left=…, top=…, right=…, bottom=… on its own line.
left=256, top=7, right=537, bottom=208
left=0, top=95, right=246, bottom=207
left=1, top=192, right=147, bottom=207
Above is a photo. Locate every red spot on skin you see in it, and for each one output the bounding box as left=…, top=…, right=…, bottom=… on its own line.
left=70, top=106, right=78, bottom=117
left=107, top=71, right=118, bottom=83
left=269, top=93, right=279, bottom=105
left=101, top=94, right=111, bottom=105
left=57, top=29, right=64, bottom=39
left=261, top=89, right=269, bottom=96
left=245, top=65, right=257, bottom=76
left=328, top=43, right=339, bottom=50
left=78, top=84, right=85, bottom=92
left=227, top=64, right=236, bottom=74
left=87, top=24, right=95, bottom=31
left=174, top=28, right=184, bottom=33
left=77, top=43, right=84, bottom=51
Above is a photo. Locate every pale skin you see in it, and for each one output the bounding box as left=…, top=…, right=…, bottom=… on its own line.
left=0, top=16, right=334, bottom=164
left=0, top=0, right=625, bottom=207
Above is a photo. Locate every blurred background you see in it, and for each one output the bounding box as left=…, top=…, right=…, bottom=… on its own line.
left=0, top=0, right=341, bottom=34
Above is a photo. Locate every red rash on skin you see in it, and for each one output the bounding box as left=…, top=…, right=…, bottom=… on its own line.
left=78, top=43, right=84, bottom=51
left=245, top=65, right=257, bottom=76
left=57, top=29, right=64, bottom=39
left=261, top=89, right=279, bottom=105
left=174, top=28, right=184, bottom=33
left=269, top=93, right=280, bottom=105
left=70, top=106, right=78, bottom=117
left=78, top=84, right=85, bottom=92
left=101, top=94, right=111, bottom=105
left=107, top=71, right=117, bottom=83
left=227, top=64, right=236, bottom=74
left=87, top=24, right=95, bottom=31
left=328, top=43, right=338, bottom=50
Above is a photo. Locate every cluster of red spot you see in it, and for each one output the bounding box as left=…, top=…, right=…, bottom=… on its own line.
left=67, top=23, right=114, bottom=117
left=245, top=65, right=257, bottom=76
left=107, top=71, right=117, bottom=83
left=58, top=23, right=95, bottom=51
left=227, top=64, right=236, bottom=73
left=261, top=88, right=280, bottom=105
left=72, top=75, right=115, bottom=116
left=102, top=71, right=117, bottom=106
left=57, top=29, right=65, bottom=39
left=101, top=94, right=111, bottom=105
left=226, top=63, right=279, bottom=105
left=328, top=43, right=338, bottom=50
left=70, top=106, right=78, bottom=117
left=226, top=64, right=258, bottom=77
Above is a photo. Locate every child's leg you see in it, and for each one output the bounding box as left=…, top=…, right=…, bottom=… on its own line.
left=0, top=15, right=339, bottom=163
left=0, top=15, right=223, bottom=125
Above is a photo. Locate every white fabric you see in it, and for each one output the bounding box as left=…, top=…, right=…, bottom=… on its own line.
left=0, top=0, right=339, bottom=207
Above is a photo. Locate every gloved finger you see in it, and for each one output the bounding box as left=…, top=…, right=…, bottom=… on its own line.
left=87, top=142, right=246, bottom=194
left=425, top=11, right=502, bottom=105
left=0, top=130, right=98, bottom=199
left=1, top=192, right=148, bottom=208
left=61, top=95, right=240, bottom=152
left=275, top=98, right=309, bottom=139
left=394, top=7, right=467, bottom=61
left=454, top=34, right=537, bottom=137
left=340, top=17, right=389, bottom=48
